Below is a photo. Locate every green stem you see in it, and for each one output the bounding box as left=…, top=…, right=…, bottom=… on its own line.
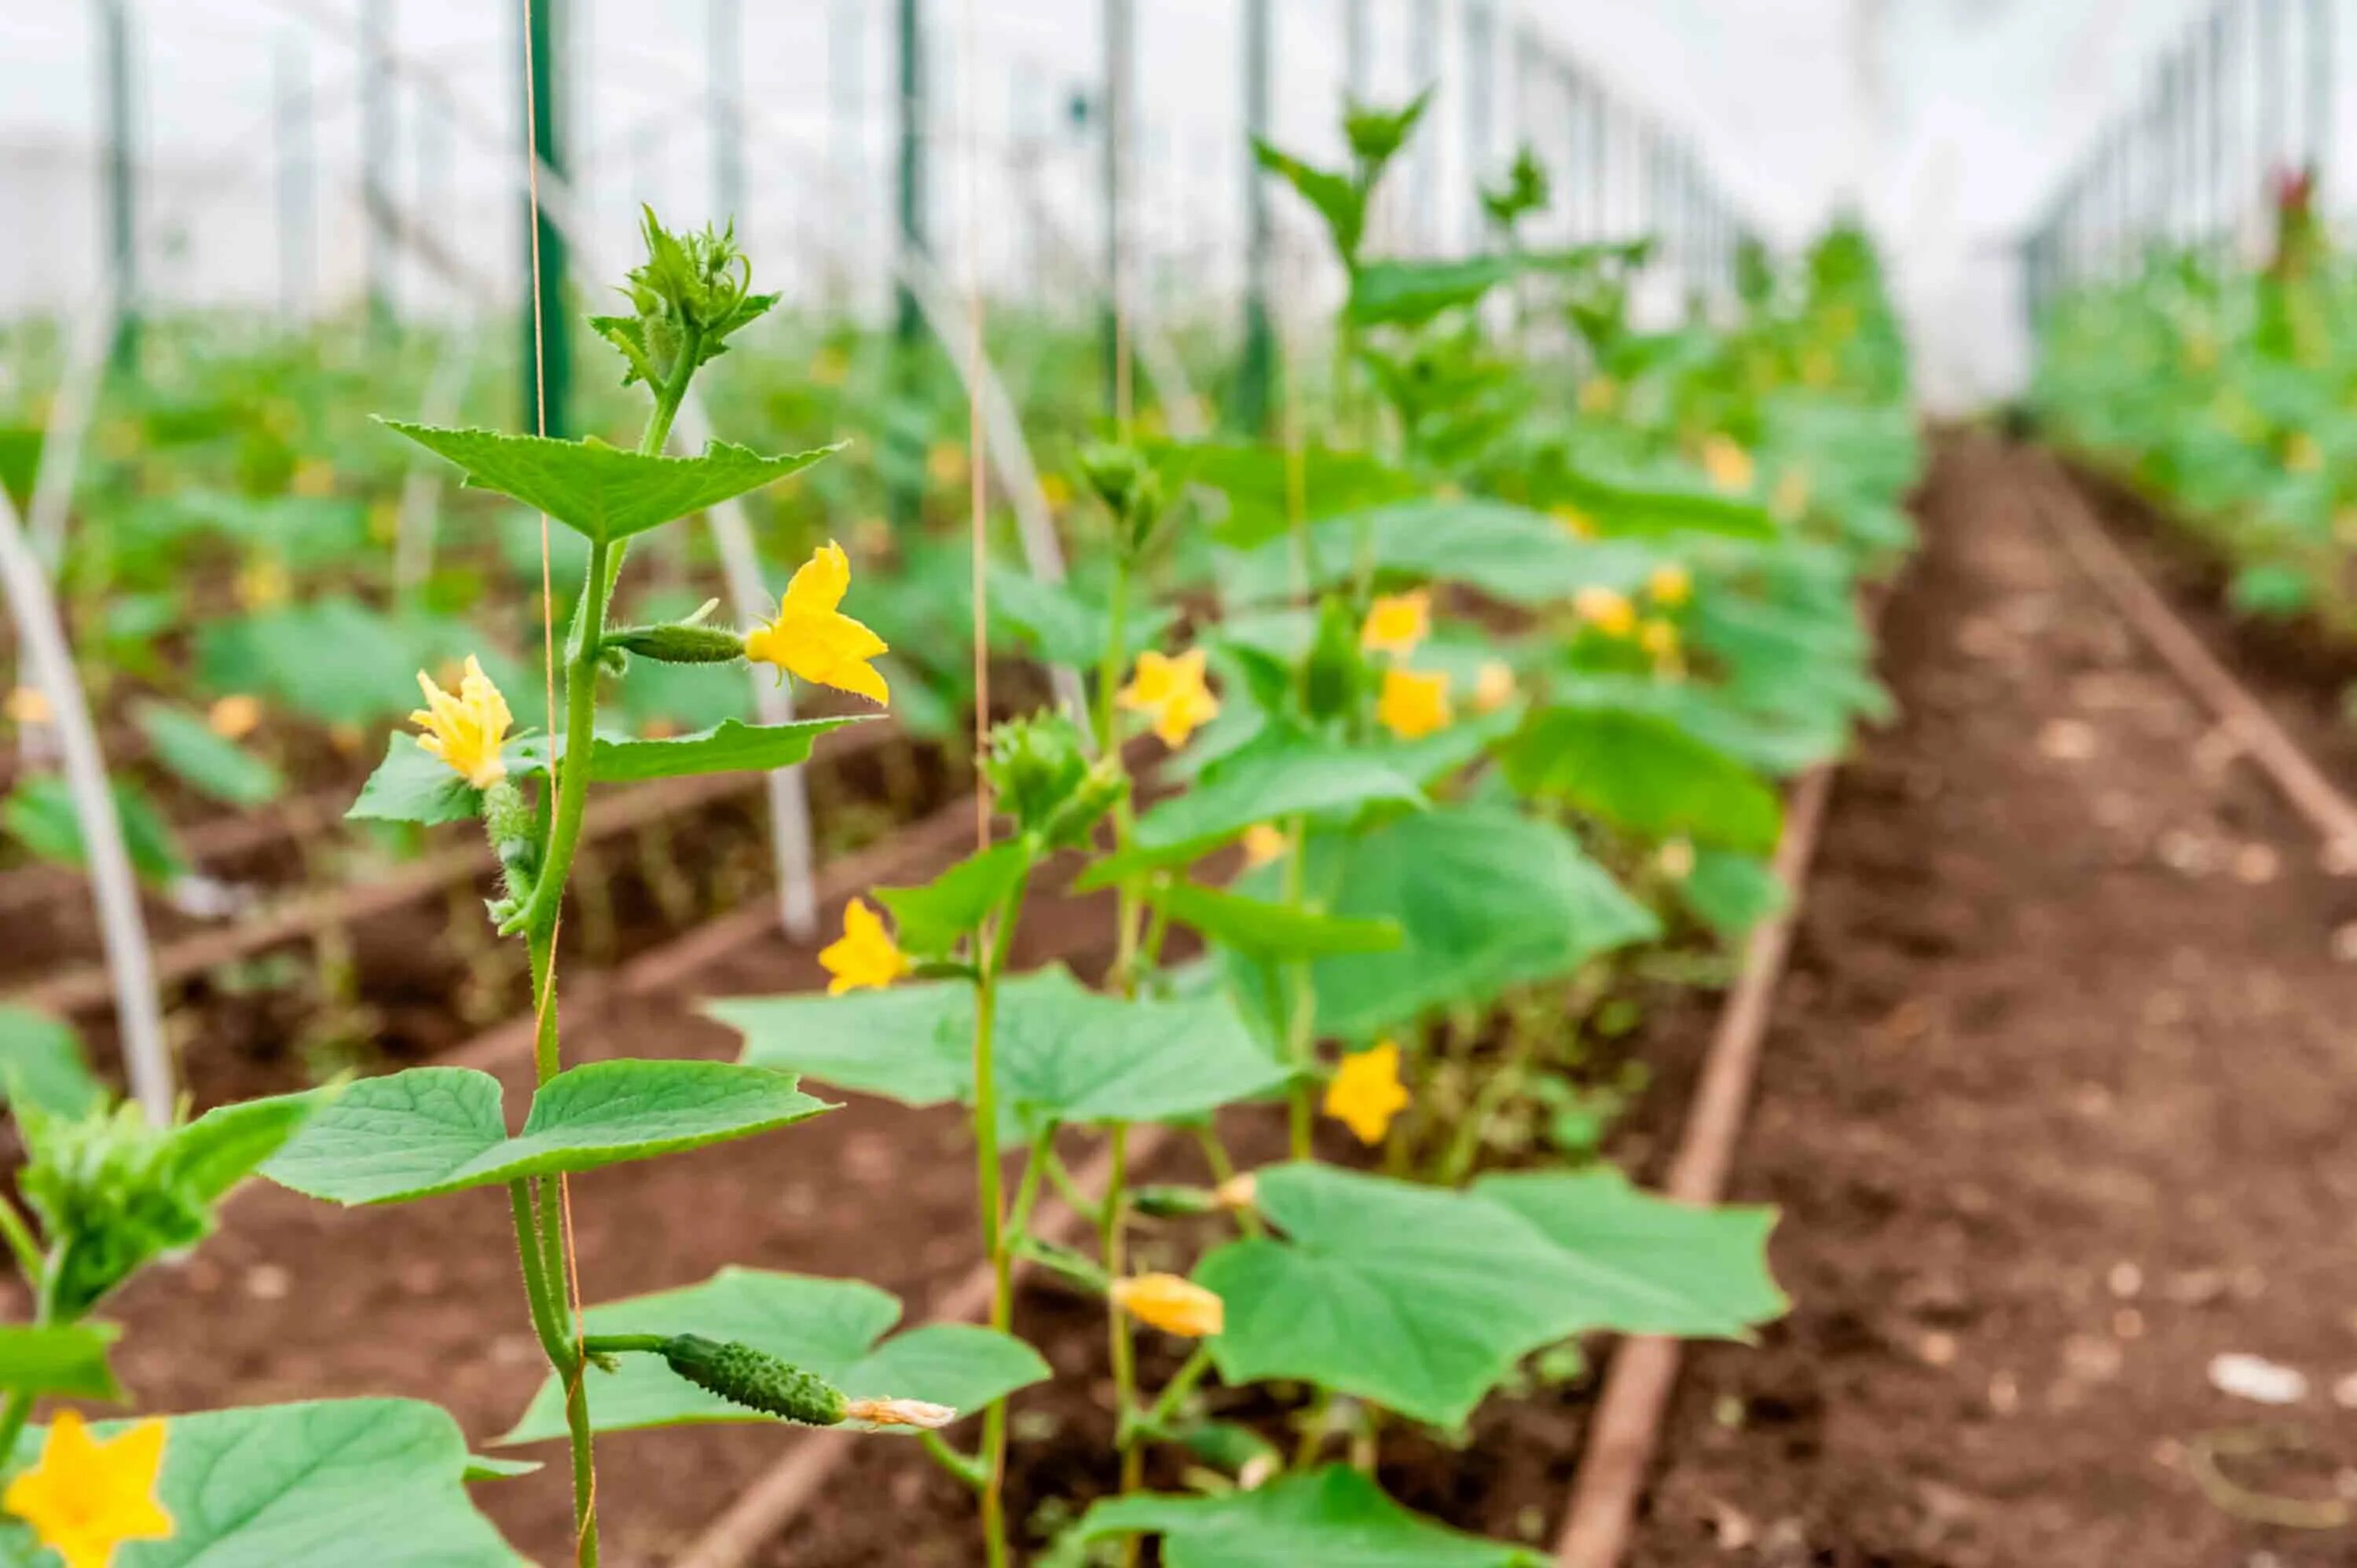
left=1192, top=1124, right=1263, bottom=1238
left=508, top=1181, right=575, bottom=1374
left=1103, top=1123, right=1142, bottom=1562
left=1140, top=1345, right=1215, bottom=1434
left=1281, top=817, right=1318, bottom=1161
left=637, top=324, right=702, bottom=459
left=0, top=1251, right=60, bottom=1467
left=1435, top=1013, right=1548, bottom=1186
left=0, top=1195, right=42, bottom=1289
left=579, top=1334, right=669, bottom=1357
left=0, top=1392, right=30, bottom=1468
left=973, top=872, right=1032, bottom=1568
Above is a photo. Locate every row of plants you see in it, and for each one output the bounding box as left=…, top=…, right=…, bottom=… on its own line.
left=0, top=95, right=1918, bottom=1566
left=2033, top=170, right=2357, bottom=634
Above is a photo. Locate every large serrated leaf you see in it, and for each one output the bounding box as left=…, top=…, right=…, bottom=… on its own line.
left=714, top=965, right=1289, bottom=1137
left=1230, top=805, right=1657, bottom=1042
left=1076, top=1466, right=1544, bottom=1567
left=1142, top=882, right=1402, bottom=960
left=381, top=421, right=841, bottom=545
left=1078, top=740, right=1425, bottom=888
left=1197, top=1163, right=1783, bottom=1427
left=262, top=1062, right=834, bottom=1206
left=501, top=1268, right=1047, bottom=1442
left=0, top=1399, right=525, bottom=1566
left=1505, top=705, right=1783, bottom=852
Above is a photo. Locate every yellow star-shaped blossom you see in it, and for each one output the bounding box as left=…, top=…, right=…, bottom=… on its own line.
left=1358, top=590, right=1431, bottom=658
left=1645, top=565, right=1692, bottom=608
left=1240, top=823, right=1290, bottom=868
left=1109, top=1273, right=1225, bottom=1338
left=410, top=654, right=513, bottom=789
left=1376, top=668, right=1452, bottom=741
left=1324, top=1040, right=1410, bottom=1145
left=1701, top=434, right=1756, bottom=495
left=743, top=542, right=891, bottom=707
left=1119, top=648, right=1220, bottom=749
left=818, top=897, right=910, bottom=996
left=2, top=1410, right=174, bottom=1568
left=1472, top=660, right=1517, bottom=713
left=1573, top=585, right=1637, bottom=639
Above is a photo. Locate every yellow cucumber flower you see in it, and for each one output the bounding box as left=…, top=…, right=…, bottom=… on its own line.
left=1325, top=1040, right=1410, bottom=1145
left=1359, top=589, right=1431, bottom=658
left=1701, top=434, right=1756, bottom=494
left=5, top=687, right=52, bottom=727
left=1640, top=619, right=1682, bottom=663
left=1119, top=647, right=1220, bottom=749
left=1376, top=667, right=1452, bottom=740
left=207, top=694, right=263, bottom=740
left=1645, top=564, right=1692, bottom=608
left=744, top=541, right=891, bottom=707
left=1574, top=585, right=1637, bottom=639
left=410, top=654, right=513, bottom=789
left=2, top=1410, right=174, bottom=1568
left=1240, top=822, right=1290, bottom=869
left=1472, top=660, right=1517, bottom=713
left=1552, top=504, right=1598, bottom=539
left=818, top=897, right=910, bottom=996
left=1110, top=1273, right=1226, bottom=1339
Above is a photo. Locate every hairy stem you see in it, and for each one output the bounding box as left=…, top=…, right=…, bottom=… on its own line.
left=973, top=873, right=1032, bottom=1568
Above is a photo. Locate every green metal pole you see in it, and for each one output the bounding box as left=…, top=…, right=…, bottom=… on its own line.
left=98, top=0, right=137, bottom=372
left=521, top=0, right=571, bottom=437
left=892, top=0, right=926, bottom=526
left=362, top=0, right=394, bottom=335
left=1102, top=0, right=1131, bottom=418
left=711, top=0, right=743, bottom=224
left=1237, top=0, right=1274, bottom=438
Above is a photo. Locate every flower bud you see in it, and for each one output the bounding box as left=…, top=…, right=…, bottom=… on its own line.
left=1303, top=595, right=1373, bottom=723
left=984, top=712, right=1119, bottom=848
left=1077, top=443, right=1165, bottom=554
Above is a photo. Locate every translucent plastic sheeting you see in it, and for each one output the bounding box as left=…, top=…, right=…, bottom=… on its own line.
left=13, top=0, right=2351, bottom=407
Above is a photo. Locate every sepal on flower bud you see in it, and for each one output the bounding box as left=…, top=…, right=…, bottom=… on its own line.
left=1077, top=442, right=1166, bottom=555
left=984, top=712, right=1123, bottom=849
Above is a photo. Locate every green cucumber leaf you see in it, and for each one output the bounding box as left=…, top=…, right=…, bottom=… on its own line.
left=1674, top=847, right=1790, bottom=939
left=0, top=1006, right=101, bottom=1117
left=134, top=702, right=285, bottom=808
left=2, top=775, right=186, bottom=886
left=262, top=1062, right=834, bottom=1206
left=876, top=842, right=1032, bottom=958
left=1230, top=805, right=1656, bottom=1042
left=1505, top=705, right=1783, bottom=853
left=0, top=1399, right=525, bottom=1565
left=501, top=1268, right=1047, bottom=1442
left=1143, top=882, right=1402, bottom=960
left=1076, top=1466, right=1544, bottom=1566
left=382, top=422, right=841, bottom=545
left=1079, top=742, right=1424, bottom=888
left=714, top=965, right=1289, bottom=1137
left=1197, top=1163, right=1783, bottom=1427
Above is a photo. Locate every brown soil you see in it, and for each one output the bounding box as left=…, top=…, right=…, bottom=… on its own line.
left=1634, top=433, right=2357, bottom=1566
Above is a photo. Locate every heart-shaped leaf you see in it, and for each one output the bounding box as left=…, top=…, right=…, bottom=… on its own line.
left=1079, top=740, right=1424, bottom=889
left=1230, top=805, right=1656, bottom=1042
left=1076, top=1466, right=1543, bottom=1567
left=134, top=702, right=284, bottom=809
left=1505, top=705, right=1783, bottom=853
left=0, top=1006, right=100, bottom=1117
left=1143, top=882, right=1402, bottom=960
left=1197, top=1163, right=1783, bottom=1427
left=876, top=842, right=1032, bottom=958
left=2, top=1400, right=525, bottom=1565
left=713, top=965, right=1289, bottom=1136
left=262, top=1062, right=834, bottom=1206
left=382, top=422, right=841, bottom=545
left=500, top=1268, right=1047, bottom=1443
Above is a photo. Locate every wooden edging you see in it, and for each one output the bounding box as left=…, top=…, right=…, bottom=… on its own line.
left=2022, top=452, right=2357, bottom=856
left=1552, top=762, right=1841, bottom=1568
